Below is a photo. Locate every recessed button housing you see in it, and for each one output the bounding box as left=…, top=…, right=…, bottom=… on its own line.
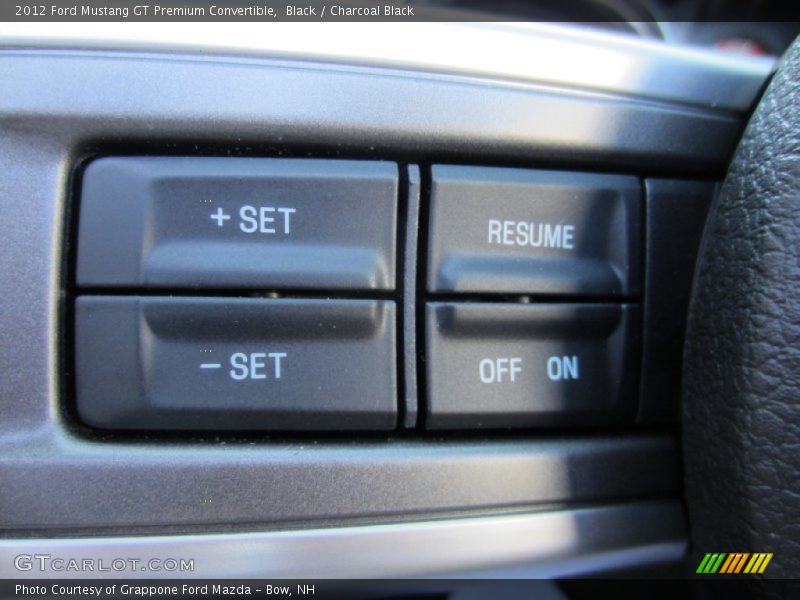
left=76, top=157, right=398, bottom=290
left=427, top=165, right=641, bottom=297
left=425, top=302, right=640, bottom=429
left=75, top=297, right=397, bottom=431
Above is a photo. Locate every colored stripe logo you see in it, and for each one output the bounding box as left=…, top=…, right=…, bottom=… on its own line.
left=696, top=553, right=773, bottom=574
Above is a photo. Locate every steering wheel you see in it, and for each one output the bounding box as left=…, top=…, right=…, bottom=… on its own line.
left=683, top=37, right=800, bottom=578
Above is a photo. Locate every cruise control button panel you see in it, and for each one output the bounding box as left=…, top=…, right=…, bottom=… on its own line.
left=427, top=166, right=641, bottom=297
left=76, top=157, right=398, bottom=290
left=425, top=303, right=640, bottom=429
left=70, top=158, right=647, bottom=434
left=75, top=297, right=397, bottom=431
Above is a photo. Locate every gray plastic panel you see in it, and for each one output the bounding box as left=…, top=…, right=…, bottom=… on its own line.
left=0, top=434, right=679, bottom=531
left=76, top=157, right=398, bottom=290
left=0, top=42, right=727, bottom=565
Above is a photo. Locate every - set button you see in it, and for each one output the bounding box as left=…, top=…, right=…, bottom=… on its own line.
left=75, top=297, right=397, bottom=431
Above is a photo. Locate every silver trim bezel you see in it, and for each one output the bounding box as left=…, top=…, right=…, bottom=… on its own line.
left=0, top=21, right=774, bottom=112
left=0, top=502, right=686, bottom=578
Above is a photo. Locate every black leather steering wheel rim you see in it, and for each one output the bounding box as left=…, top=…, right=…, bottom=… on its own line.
left=683, top=36, right=800, bottom=578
